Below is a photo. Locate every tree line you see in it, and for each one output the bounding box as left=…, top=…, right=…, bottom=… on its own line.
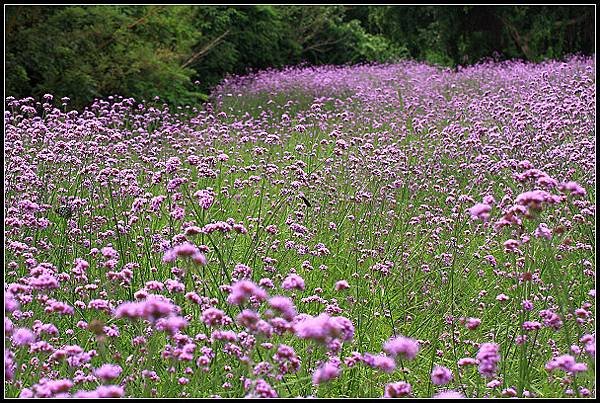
left=6, top=5, right=595, bottom=108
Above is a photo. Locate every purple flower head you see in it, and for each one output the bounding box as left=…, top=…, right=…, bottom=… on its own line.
left=282, top=273, right=305, bottom=291
left=559, top=181, right=586, bottom=196
left=431, top=365, right=453, bottom=385
left=539, top=309, right=563, bottom=330
left=140, top=296, right=177, bottom=321
left=465, top=317, right=481, bottom=330
left=115, top=295, right=177, bottom=322
left=522, top=321, right=542, bottom=331
left=268, top=296, right=297, bottom=321
left=545, top=354, right=588, bottom=373
left=163, top=242, right=206, bottom=265
left=5, top=292, right=19, bottom=312
left=237, top=309, right=261, bottom=329
left=294, top=313, right=354, bottom=344
left=335, top=280, right=350, bottom=291
left=12, top=327, right=36, bottom=346
left=384, top=381, right=412, bottom=398
left=522, top=299, right=534, bottom=311
left=45, top=379, right=74, bottom=395
left=227, top=280, right=268, bottom=305
left=331, top=316, right=355, bottom=341
left=155, top=315, right=188, bottom=334
left=312, top=361, right=341, bottom=385
left=201, top=307, right=229, bottom=327
left=101, top=246, right=119, bottom=260
left=496, top=293, right=510, bottom=301
left=362, top=353, right=396, bottom=373
left=533, top=223, right=553, bottom=240
left=433, top=390, right=465, bottom=399
left=469, top=203, right=492, bottom=221
left=246, top=379, right=278, bottom=398
left=194, top=189, right=215, bottom=209
left=383, top=335, right=420, bottom=360
left=476, top=342, right=500, bottom=378
left=5, top=349, right=15, bottom=380
left=94, top=364, right=123, bottom=381
left=96, top=385, right=125, bottom=398
left=294, top=313, right=332, bottom=343
left=514, top=190, right=560, bottom=208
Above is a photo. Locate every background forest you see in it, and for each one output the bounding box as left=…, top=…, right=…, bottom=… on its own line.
left=5, top=5, right=595, bottom=108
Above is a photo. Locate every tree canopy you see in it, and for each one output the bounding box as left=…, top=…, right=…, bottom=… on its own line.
left=5, top=5, right=595, bottom=108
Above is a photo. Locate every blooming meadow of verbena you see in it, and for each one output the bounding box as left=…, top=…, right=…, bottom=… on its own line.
left=4, top=56, right=596, bottom=398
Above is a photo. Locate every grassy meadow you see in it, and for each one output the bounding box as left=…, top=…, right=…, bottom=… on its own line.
left=4, top=58, right=596, bottom=398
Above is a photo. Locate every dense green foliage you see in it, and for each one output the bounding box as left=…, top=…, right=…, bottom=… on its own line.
left=358, top=6, right=595, bottom=66
left=5, top=5, right=595, bottom=108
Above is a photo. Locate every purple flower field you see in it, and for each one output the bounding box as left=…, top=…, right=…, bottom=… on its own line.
left=4, top=57, right=596, bottom=398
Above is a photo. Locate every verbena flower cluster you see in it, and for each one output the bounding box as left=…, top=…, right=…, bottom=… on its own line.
left=4, top=56, right=595, bottom=398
